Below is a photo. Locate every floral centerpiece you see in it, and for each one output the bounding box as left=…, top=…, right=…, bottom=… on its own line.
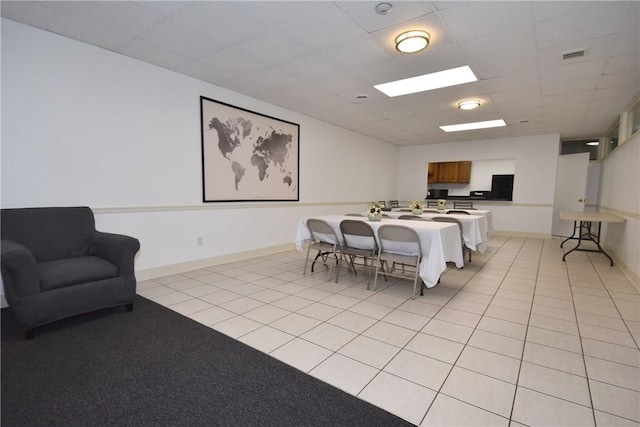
left=367, top=201, right=383, bottom=221
left=436, top=199, right=447, bottom=210
left=409, top=200, right=425, bottom=215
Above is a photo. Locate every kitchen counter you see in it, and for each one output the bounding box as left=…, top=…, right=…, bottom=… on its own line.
left=426, top=196, right=512, bottom=201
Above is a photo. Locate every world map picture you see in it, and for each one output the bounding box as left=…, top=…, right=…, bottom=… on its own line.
left=200, top=97, right=299, bottom=202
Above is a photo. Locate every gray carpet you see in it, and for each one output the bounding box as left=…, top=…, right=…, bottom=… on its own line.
left=1, top=296, right=414, bottom=426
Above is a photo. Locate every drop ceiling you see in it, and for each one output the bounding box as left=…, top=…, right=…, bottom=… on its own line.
left=2, top=1, right=639, bottom=146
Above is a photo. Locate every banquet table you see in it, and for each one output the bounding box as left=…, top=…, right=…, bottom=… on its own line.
left=385, top=212, right=489, bottom=253
left=392, top=208, right=494, bottom=235
left=559, top=211, right=625, bottom=266
left=295, top=215, right=464, bottom=288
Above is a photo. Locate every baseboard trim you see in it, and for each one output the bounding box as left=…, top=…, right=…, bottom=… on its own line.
left=136, top=243, right=297, bottom=281
left=491, top=231, right=553, bottom=239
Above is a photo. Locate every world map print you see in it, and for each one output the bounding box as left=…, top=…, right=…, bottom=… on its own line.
left=201, top=97, right=299, bottom=202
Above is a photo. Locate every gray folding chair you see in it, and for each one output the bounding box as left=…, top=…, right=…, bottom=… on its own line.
left=453, top=201, right=474, bottom=209
left=337, top=220, right=378, bottom=288
left=432, top=216, right=472, bottom=263
left=374, top=224, right=424, bottom=299
left=426, top=200, right=439, bottom=208
left=397, top=214, right=430, bottom=220
left=388, top=200, right=399, bottom=208
left=303, top=218, right=341, bottom=279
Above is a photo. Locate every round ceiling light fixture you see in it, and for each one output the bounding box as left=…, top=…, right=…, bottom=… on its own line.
left=395, top=30, right=430, bottom=53
left=458, top=100, right=481, bottom=110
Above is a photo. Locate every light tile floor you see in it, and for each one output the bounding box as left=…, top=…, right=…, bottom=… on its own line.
left=138, top=236, right=640, bottom=426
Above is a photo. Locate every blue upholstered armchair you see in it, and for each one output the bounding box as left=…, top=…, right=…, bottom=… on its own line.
left=1, top=206, right=140, bottom=339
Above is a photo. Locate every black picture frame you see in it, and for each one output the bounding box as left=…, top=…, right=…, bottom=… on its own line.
left=200, top=96, right=300, bottom=202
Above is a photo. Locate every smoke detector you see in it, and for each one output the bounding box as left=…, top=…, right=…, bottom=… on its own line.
left=375, top=3, right=392, bottom=15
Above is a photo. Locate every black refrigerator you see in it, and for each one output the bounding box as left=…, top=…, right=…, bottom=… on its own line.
left=491, top=174, right=514, bottom=200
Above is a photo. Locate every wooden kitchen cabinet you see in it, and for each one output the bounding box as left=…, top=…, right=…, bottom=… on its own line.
left=427, top=161, right=471, bottom=184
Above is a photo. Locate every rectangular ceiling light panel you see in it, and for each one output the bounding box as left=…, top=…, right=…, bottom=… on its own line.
left=440, top=119, right=507, bottom=132
left=374, top=65, right=477, bottom=97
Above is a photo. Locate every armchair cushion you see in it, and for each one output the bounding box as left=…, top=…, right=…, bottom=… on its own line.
left=38, top=256, right=118, bottom=291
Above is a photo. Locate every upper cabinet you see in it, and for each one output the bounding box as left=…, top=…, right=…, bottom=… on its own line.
left=428, top=161, right=472, bottom=184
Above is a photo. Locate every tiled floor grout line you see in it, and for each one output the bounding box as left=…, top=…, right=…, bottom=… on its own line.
left=569, top=250, right=623, bottom=426
left=506, top=239, right=545, bottom=426
left=416, top=235, right=518, bottom=425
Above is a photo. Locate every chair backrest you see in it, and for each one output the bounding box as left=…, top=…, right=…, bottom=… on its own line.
left=345, top=213, right=364, bottom=217
left=306, top=218, right=339, bottom=245
left=426, top=201, right=439, bottom=207
left=340, top=220, right=377, bottom=250
left=388, top=200, right=399, bottom=207
left=377, top=224, right=422, bottom=256
left=447, top=210, right=470, bottom=215
left=1, top=207, right=95, bottom=261
left=453, top=201, right=474, bottom=209
left=378, top=201, right=387, bottom=208
left=397, top=215, right=426, bottom=220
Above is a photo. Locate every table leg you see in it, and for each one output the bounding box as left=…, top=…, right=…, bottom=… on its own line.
left=562, top=220, right=614, bottom=266
left=560, top=220, right=580, bottom=248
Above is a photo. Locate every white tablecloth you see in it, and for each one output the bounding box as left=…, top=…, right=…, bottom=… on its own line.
left=385, top=212, right=489, bottom=253
left=295, top=215, right=463, bottom=288
left=391, top=208, right=493, bottom=235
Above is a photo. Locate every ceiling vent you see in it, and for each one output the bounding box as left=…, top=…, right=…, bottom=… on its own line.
left=561, top=48, right=587, bottom=61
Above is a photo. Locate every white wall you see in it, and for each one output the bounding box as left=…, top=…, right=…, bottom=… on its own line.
left=398, top=135, right=561, bottom=236
left=1, top=19, right=399, bottom=279
left=599, top=133, right=640, bottom=284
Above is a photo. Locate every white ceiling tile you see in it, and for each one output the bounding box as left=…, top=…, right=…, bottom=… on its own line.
left=137, top=17, right=220, bottom=59
left=540, top=59, right=606, bottom=84
left=234, top=30, right=308, bottom=67
left=438, top=1, right=532, bottom=41
left=319, top=36, right=394, bottom=71
left=533, top=3, right=630, bottom=49
left=0, top=1, right=57, bottom=29
left=134, top=1, right=190, bottom=17
left=119, top=37, right=192, bottom=70
left=276, top=2, right=365, bottom=51
left=198, top=48, right=266, bottom=79
left=52, top=1, right=165, bottom=38
left=177, top=60, right=235, bottom=85
left=169, top=2, right=270, bottom=44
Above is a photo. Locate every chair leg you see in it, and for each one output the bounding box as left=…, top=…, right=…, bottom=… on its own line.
left=335, top=253, right=344, bottom=283
left=303, top=245, right=312, bottom=275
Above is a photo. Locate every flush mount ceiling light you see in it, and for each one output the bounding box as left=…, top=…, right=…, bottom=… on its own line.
left=374, top=65, right=477, bottom=97
left=440, top=119, right=506, bottom=132
left=395, top=30, right=430, bottom=53
left=458, top=100, right=480, bottom=110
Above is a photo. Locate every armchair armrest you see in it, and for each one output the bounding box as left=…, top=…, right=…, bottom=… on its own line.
left=88, top=232, right=140, bottom=277
left=1, top=239, right=40, bottom=299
